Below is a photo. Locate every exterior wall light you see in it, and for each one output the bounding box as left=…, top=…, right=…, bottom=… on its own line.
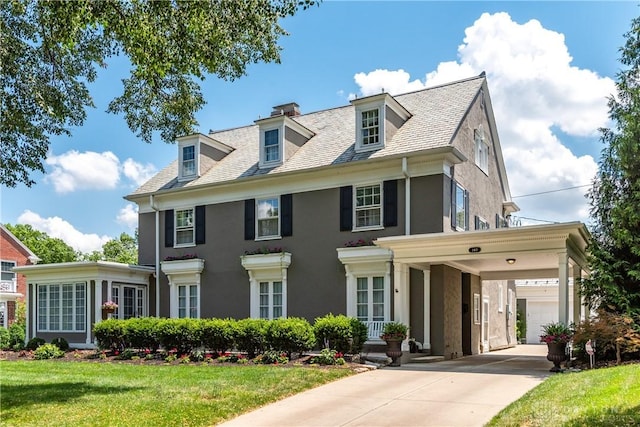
left=506, top=258, right=516, bottom=264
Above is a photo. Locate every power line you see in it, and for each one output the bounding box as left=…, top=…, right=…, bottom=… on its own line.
left=512, top=184, right=591, bottom=199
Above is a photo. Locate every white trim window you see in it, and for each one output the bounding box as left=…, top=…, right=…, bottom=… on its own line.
left=355, top=103, right=385, bottom=152
left=178, top=284, right=198, bottom=318
left=182, top=145, right=196, bottom=177
left=240, top=252, right=291, bottom=320
left=354, top=184, right=382, bottom=229
left=259, top=280, right=283, bottom=319
left=37, top=283, right=86, bottom=332
left=110, top=284, right=146, bottom=319
left=175, top=208, right=195, bottom=246
left=475, top=216, right=490, bottom=230
left=1, top=261, right=15, bottom=282
left=361, top=108, right=380, bottom=147
left=356, top=276, right=385, bottom=322
left=259, top=126, right=283, bottom=168
left=452, top=182, right=469, bottom=231
left=257, top=197, right=280, bottom=239
left=498, top=284, right=504, bottom=313
left=474, top=125, right=489, bottom=174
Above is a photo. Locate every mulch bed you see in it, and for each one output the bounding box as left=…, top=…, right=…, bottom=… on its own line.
left=0, top=349, right=374, bottom=372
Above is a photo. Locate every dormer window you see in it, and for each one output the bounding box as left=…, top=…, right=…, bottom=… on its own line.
left=351, top=93, right=411, bottom=154
left=361, top=108, right=380, bottom=147
left=182, top=146, right=196, bottom=176
left=264, top=129, right=280, bottom=163
left=178, top=140, right=199, bottom=182
left=259, top=124, right=283, bottom=168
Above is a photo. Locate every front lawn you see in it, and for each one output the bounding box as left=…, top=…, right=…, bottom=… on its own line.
left=0, top=361, right=353, bottom=426
left=487, top=364, right=640, bottom=426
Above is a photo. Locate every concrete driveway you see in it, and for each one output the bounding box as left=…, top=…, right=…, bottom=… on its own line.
left=218, top=345, right=551, bottom=427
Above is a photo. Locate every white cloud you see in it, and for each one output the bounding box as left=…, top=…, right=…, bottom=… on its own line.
left=117, top=203, right=139, bottom=229
left=18, top=210, right=111, bottom=253
left=45, top=150, right=157, bottom=193
left=122, top=158, right=157, bottom=186
left=46, top=150, right=120, bottom=193
left=349, top=12, right=615, bottom=224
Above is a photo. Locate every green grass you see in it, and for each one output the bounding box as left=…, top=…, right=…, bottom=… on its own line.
left=0, top=361, right=353, bottom=426
left=487, top=364, right=640, bottom=427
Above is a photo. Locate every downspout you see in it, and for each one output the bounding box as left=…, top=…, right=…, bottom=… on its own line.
left=402, top=157, right=410, bottom=235
left=150, top=195, right=160, bottom=317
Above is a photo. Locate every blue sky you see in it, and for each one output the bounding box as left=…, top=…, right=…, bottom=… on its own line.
left=1, top=1, right=637, bottom=253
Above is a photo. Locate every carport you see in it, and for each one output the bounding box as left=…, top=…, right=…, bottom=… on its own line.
left=374, top=222, right=590, bottom=351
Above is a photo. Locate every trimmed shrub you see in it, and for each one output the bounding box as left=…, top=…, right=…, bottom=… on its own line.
left=313, top=314, right=353, bottom=354
left=93, top=319, right=126, bottom=351
left=0, top=327, right=9, bottom=350
left=313, top=314, right=368, bottom=354
left=8, top=322, right=26, bottom=350
left=123, top=317, right=161, bottom=351
left=265, top=317, right=315, bottom=358
left=349, top=317, right=368, bottom=354
left=200, top=318, right=235, bottom=354
left=234, top=318, right=268, bottom=358
left=25, top=337, right=46, bottom=351
left=155, top=318, right=201, bottom=354
left=33, top=343, right=64, bottom=359
left=51, top=337, right=70, bottom=352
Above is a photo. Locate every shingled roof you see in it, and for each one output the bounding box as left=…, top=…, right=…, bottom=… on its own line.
left=128, top=74, right=485, bottom=198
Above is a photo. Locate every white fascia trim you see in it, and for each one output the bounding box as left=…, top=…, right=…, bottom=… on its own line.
left=177, top=133, right=234, bottom=154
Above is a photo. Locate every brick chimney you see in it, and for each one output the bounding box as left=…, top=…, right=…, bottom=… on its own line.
left=271, top=102, right=300, bottom=117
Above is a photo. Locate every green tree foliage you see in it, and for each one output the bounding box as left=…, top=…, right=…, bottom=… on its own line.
left=582, top=16, right=640, bottom=317
left=4, top=223, right=78, bottom=263
left=1, top=0, right=318, bottom=187
left=84, top=231, right=138, bottom=264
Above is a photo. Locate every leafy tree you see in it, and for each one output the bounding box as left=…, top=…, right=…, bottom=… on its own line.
left=582, top=16, right=640, bottom=317
left=1, top=0, right=318, bottom=187
left=85, top=232, right=138, bottom=264
left=4, top=223, right=78, bottom=263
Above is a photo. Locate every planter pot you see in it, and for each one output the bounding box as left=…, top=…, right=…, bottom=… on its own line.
left=384, top=339, right=403, bottom=367
left=546, top=342, right=568, bottom=372
left=102, top=308, right=115, bottom=320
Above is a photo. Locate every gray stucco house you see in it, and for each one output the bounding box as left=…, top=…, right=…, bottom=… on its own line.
left=17, top=73, right=590, bottom=354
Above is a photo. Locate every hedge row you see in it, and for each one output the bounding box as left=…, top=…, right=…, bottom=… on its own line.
left=93, top=314, right=367, bottom=357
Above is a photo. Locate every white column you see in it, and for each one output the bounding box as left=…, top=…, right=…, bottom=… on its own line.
left=86, top=282, right=92, bottom=345
left=558, top=252, right=569, bottom=325
left=26, top=283, right=32, bottom=342
left=393, top=262, right=410, bottom=351
left=344, top=266, right=355, bottom=317
left=423, top=268, right=431, bottom=351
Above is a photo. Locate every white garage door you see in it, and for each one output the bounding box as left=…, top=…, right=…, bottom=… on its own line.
left=526, top=301, right=557, bottom=344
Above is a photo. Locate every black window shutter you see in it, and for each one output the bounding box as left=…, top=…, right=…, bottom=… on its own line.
left=383, top=180, right=398, bottom=227
left=495, top=213, right=501, bottom=229
left=164, top=210, right=174, bottom=247
left=339, top=186, right=353, bottom=231
left=464, top=190, right=470, bottom=231
left=244, top=199, right=255, bottom=240
left=475, top=215, right=480, bottom=230
left=451, top=181, right=457, bottom=229
left=195, top=206, right=206, bottom=244
left=281, top=194, right=293, bottom=237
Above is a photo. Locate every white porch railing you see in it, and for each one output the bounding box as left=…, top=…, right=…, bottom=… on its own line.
left=0, top=280, right=17, bottom=293
left=365, top=320, right=392, bottom=341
